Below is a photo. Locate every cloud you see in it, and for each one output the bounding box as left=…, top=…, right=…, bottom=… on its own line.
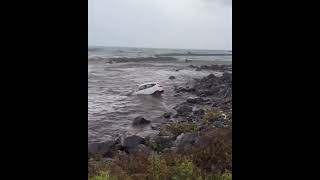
left=204, top=0, right=232, bottom=6
left=88, top=0, right=232, bottom=50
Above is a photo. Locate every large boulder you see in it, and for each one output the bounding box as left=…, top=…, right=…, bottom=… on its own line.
left=151, top=136, right=175, bottom=152
left=220, top=72, right=232, bottom=82
left=128, top=144, right=152, bottom=154
left=122, top=135, right=145, bottom=153
left=175, top=133, right=198, bottom=151
left=163, top=112, right=172, bottom=118
left=88, top=140, right=117, bottom=158
left=169, top=76, right=176, bottom=80
left=133, top=116, right=151, bottom=126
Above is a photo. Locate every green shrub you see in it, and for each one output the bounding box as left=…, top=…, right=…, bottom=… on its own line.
left=88, top=127, right=232, bottom=180
left=201, top=171, right=232, bottom=180
left=171, top=157, right=203, bottom=180
left=165, top=122, right=198, bottom=136
left=88, top=159, right=109, bottom=178
left=220, top=170, right=232, bottom=180
left=89, top=170, right=111, bottom=180
left=147, top=153, right=169, bottom=180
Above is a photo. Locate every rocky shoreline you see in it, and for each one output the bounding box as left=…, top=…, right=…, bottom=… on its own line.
left=108, top=56, right=178, bottom=63
left=88, top=64, right=232, bottom=179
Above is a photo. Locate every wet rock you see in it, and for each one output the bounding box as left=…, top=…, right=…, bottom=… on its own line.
left=202, top=74, right=217, bottom=82
left=176, top=87, right=195, bottom=93
left=174, top=105, right=193, bottom=116
left=220, top=72, right=232, bottom=81
left=186, top=97, right=197, bottom=104
left=188, top=65, right=197, bottom=68
left=186, top=97, right=205, bottom=104
left=151, top=124, right=160, bottom=130
left=175, top=133, right=198, bottom=150
left=169, top=76, right=176, bottom=80
left=191, top=72, right=232, bottom=98
left=163, top=112, right=172, bottom=118
left=189, top=64, right=232, bottom=72
left=203, top=98, right=210, bottom=102
left=182, top=87, right=195, bottom=92
left=211, top=102, right=218, bottom=107
left=133, top=116, right=151, bottom=126
left=172, top=113, right=179, bottom=118
left=109, top=56, right=178, bottom=63
left=197, top=90, right=216, bottom=97
left=122, top=135, right=145, bottom=153
left=191, top=65, right=231, bottom=71
left=114, top=143, right=124, bottom=151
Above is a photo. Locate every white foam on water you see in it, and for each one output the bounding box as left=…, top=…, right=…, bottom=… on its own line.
left=88, top=47, right=232, bottom=143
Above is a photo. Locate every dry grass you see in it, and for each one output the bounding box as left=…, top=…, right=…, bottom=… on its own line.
left=165, top=122, right=198, bottom=136
left=202, top=108, right=224, bottom=124
left=89, top=104, right=232, bottom=180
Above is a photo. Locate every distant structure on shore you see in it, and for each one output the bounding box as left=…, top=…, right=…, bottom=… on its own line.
left=155, top=52, right=231, bottom=57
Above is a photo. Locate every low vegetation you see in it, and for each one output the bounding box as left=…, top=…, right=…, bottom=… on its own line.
left=90, top=171, right=112, bottom=180
left=88, top=104, right=232, bottom=180
left=202, top=107, right=224, bottom=124
left=164, top=121, right=198, bottom=136
left=89, top=127, right=232, bottom=180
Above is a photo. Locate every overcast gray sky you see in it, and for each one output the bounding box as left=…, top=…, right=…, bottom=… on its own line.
left=88, top=0, right=232, bottom=50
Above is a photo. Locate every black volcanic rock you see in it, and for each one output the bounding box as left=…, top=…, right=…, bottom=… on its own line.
left=169, top=76, right=176, bottom=80
left=133, top=116, right=151, bottom=126
left=163, top=112, right=172, bottom=118
left=122, top=135, right=145, bottom=153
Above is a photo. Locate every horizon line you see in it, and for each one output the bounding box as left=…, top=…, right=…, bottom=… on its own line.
left=88, top=45, right=232, bottom=52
